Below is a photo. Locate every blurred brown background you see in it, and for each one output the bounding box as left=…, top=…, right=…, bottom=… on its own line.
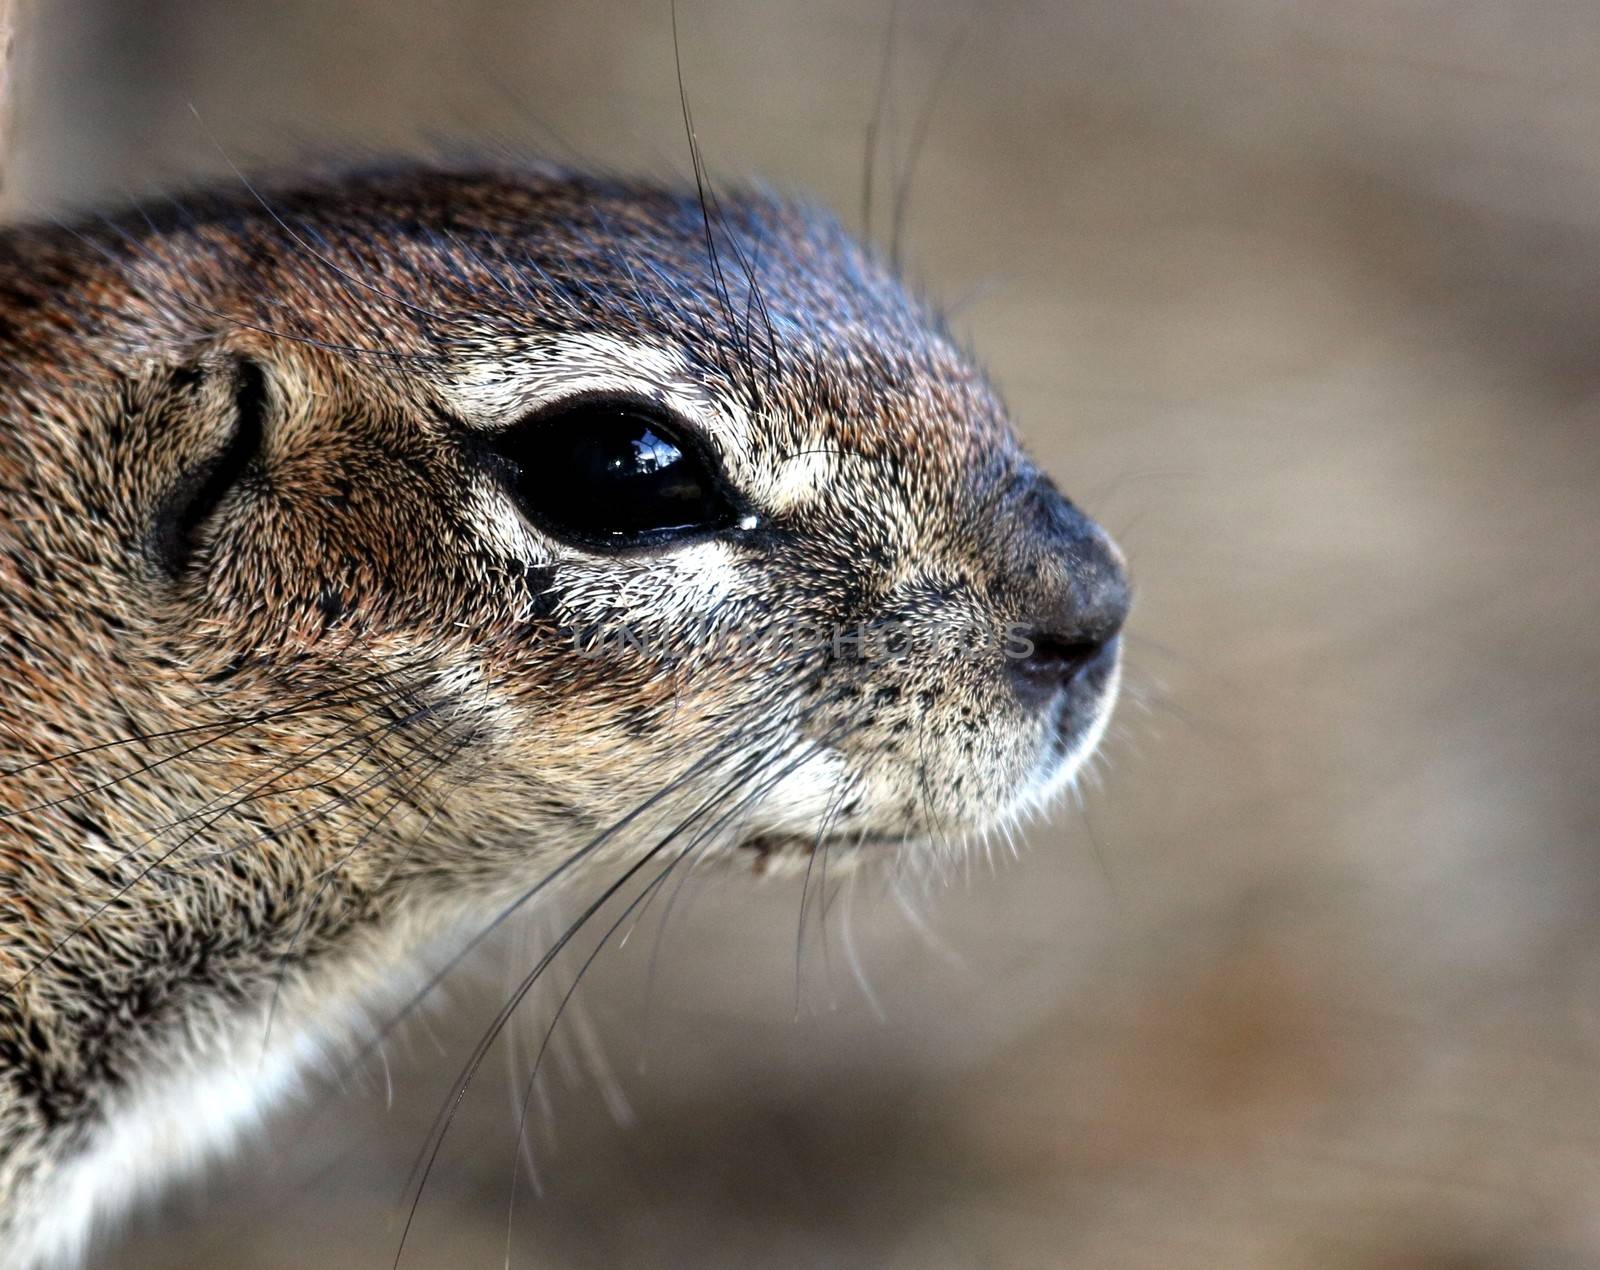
left=8, top=1, right=1600, bottom=1266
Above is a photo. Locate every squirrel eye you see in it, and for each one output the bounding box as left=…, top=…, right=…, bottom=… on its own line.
left=489, top=397, right=740, bottom=549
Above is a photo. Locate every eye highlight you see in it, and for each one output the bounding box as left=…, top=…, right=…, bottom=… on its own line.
left=488, top=396, right=741, bottom=550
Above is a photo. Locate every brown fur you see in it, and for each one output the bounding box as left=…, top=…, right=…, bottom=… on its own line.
left=0, top=164, right=1125, bottom=1265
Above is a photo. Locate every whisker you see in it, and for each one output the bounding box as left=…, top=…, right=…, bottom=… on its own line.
left=670, top=0, right=747, bottom=384
left=348, top=659, right=829, bottom=1079
left=861, top=0, right=901, bottom=244
left=502, top=726, right=847, bottom=1266
left=109, top=669, right=427, bottom=863
left=188, top=105, right=464, bottom=331
left=839, top=858, right=886, bottom=1022
left=3, top=675, right=425, bottom=996
left=258, top=717, right=476, bottom=1060
left=174, top=685, right=448, bottom=865
left=398, top=683, right=839, bottom=1265
left=794, top=768, right=857, bottom=1015
left=0, top=672, right=398, bottom=818
left=889, top=13, right=971, bottom=272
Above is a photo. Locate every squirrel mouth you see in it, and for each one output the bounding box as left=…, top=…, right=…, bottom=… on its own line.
left=736, top=829, right=906, bottom=874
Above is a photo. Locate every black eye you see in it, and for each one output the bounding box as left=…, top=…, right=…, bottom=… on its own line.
left=488, top=396, right=741, bottom=549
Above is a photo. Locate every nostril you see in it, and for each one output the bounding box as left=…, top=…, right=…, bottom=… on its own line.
left=1030, top=633, right=1104, bottom=678
left=1007, top=631, right=1117, bottom=708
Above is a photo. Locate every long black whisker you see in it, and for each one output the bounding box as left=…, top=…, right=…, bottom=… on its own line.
left=3, top=675, right=424, bottom=996
left=670, top=0, right=745, bottom=383
left=501, top=723, right=851, bottom=1264
left=347, top=659, right=827, bottom=1077
left=122, top=669, right=430, bottom=865
left=889, top=16, right=971, bottom=273
left=187, top=105, right=463, bottom=330
left=0, top=686, right=367, bottom=780
left=173, top=667, right=445, bottom=865
left=627, top=715, right=788, bottom=1077
left=0, top=672, right=399, bottom=819
left=862, top=0, right=901, bottom=244
left=259, top=719, right=475, bottom=1060
left=396, top=678, right=834, bottom=1265
left=794, top=768, right=857, bottom=1014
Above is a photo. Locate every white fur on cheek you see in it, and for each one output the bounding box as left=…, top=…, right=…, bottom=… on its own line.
left=553, top=538, right=743, bottom=633
left=761, top=446, right=833, bottom=514
left=749, top=743, right=854, bottom=835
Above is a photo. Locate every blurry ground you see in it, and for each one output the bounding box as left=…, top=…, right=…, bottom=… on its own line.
left=8, top=1, right=1600, bottom=1266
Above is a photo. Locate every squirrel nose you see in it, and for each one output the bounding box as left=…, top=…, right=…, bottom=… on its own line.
left=1007, top=625, right=1124, bottom=708
left=1006, top=475, right=1130, bottom=709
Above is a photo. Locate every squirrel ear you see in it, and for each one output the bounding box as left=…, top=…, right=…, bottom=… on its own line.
left=148, top=358, right=269, bottom=579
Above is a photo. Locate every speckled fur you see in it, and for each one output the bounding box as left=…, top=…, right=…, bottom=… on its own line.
left=0, top=164, right=1125, bottom=1265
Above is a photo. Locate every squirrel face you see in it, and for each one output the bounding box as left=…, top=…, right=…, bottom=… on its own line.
left=3, top=166, right=1127, bottom=896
